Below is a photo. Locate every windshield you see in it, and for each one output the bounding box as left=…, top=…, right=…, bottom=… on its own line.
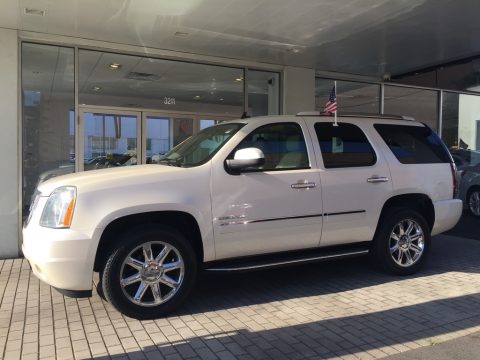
left=158, top=123, right=245, bottom=167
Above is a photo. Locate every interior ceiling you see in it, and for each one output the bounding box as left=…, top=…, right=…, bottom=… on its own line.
left=2, top=0, right=480, bottom=78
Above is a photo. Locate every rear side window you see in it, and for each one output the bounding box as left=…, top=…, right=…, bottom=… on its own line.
left=314, top=122, right=376, bottom=168
left=374, top=124, right=451, bottom=164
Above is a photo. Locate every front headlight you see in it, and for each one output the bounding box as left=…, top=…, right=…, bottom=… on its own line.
left=40, top=186, right=77, bottom=228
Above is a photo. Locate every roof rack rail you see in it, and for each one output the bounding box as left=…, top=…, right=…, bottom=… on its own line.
left=296, top=111, right=415, bottom=121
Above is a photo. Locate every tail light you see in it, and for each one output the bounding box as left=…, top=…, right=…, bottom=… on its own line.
left=450, top=162, right=459, bottom=198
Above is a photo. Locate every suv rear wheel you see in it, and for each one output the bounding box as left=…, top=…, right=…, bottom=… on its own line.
left=371, top=208, right=430, bottom=275
left=101, top=225, right=197, bottom=319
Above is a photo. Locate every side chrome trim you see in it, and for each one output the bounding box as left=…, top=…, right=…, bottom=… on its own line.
left=205, top=250, right=369, bottom=272
left=219, top=213, right=323, bottom=227
left=219, top=210, right=366, bottom=226
left=324, top=210, right=366, bottom=216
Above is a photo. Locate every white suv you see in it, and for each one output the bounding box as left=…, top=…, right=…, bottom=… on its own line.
left=23, top=113, right=462, bottom=319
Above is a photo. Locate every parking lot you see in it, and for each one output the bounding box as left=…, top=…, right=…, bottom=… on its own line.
left=1, top=234, right=480, bottom=360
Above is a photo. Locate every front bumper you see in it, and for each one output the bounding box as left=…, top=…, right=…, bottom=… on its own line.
left=22, top=213, right=95, bottom=293
left=431, top=198, right=463, bottom=236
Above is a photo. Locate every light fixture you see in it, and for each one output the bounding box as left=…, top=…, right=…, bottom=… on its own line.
left=288, top=48, right=301, bottom=54
left=92, top=86, right=102, bottom=91
left=174, top=31, right=190, bottom=38
left=219, top=98, right=224, bottom=101
left=24, top=8, right=46, bottom=16
left=193, top=95, right=201, bottom=99
left=235, top=77, right=243, bottom=82
left=109, top=63, right=121, bottom=70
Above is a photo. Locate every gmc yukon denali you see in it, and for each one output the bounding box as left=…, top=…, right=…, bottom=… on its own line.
left=23, top=113, right=463, bottom=319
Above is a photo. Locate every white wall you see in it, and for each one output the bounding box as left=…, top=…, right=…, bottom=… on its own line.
left=283, top=66, right=315, bottom=115
left=459, top=94, right=480, bottom=150
left=0, top=28, right=19, bottom=258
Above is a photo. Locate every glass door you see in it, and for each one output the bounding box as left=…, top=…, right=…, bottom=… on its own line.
left=79, top=107, right=141, bottom=171
left=142, top=113, right=171, bottom=164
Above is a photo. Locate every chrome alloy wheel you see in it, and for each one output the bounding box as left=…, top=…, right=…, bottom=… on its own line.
left=389, top=219, right=424, bottom=267
left=469, top=190, right=480, bottom=216
left=120, top=241, right=184, bottom=307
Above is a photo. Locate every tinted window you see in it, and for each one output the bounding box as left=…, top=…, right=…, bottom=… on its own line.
left=314, top=123, right=376, bottom=168
left=374, top=124, right=451, bottom=164
left=235, top=123, right=309, bottom=171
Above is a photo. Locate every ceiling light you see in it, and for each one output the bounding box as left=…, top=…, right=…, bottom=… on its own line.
left=219, top=98, right=224, bottom=101
left=92, top=86, right=102, bottom=91
left=24, top=8, right=46, bottom=16
left=109, top=63, right=122, bottom=70
left=288, top=48, right=301, bottom=54
left=235, top=77, right=243, bottom=82
left=194, top=95, right=201, bottom=99
left=174, top=31, right=190, bottom=38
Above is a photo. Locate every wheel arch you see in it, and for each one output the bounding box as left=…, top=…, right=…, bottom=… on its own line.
left=93, top=211, right=204, bottom=272
left=375, top=193, right=435, bottom=235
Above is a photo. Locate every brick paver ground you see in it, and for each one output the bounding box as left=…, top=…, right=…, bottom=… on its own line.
left=1, top=234, right=480, bottom=360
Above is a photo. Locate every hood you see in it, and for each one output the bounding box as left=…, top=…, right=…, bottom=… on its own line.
left=37, top=164, right=191, bottom=195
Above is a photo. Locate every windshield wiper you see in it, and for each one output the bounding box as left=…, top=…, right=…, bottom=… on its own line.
left=157, top=158, right=183, bottom=167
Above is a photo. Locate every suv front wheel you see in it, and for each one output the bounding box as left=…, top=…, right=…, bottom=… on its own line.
left=371, top=208, right=430, bottom=275
left=101, top=225, right=197, bottom=319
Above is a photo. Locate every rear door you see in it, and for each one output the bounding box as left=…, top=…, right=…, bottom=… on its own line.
left=211, top=120, right=323, bottom=260
left=305, top=119, right=393, bottom=247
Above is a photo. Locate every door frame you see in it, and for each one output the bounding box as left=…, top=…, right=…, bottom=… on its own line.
left=78, top=105, right=237, bottom=170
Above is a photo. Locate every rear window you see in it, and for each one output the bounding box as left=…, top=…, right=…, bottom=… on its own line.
left=374, top=124, right=451, bottom=164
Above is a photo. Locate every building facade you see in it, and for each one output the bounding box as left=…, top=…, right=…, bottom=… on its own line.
left=1, top=24, right=480, bottom=258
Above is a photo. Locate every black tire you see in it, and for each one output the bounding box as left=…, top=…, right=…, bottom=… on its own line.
left=466, top=186, right=480, bottom=217
left=101, top=224, right=197, bottom=319
left=371, top=207, right=430, bottom=275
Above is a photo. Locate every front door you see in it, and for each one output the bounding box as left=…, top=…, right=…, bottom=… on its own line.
left=211, top=120, right=323, bottom=260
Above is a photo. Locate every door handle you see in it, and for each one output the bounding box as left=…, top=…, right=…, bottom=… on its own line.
left=291, top=180, right=316, bottom=189
left=367, top=176, right=389, bottom=183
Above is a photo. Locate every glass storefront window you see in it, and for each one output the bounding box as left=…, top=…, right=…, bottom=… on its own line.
left=315, top=79, right=380, bottom=114
left=384, top=85, right=439, bottom=129
left=442, top=92, right=480, bottom=151
left=22, top=43, right=75, bottom=211
left=82, top=112, right=138, bottom=171
left=247, top=70, right=280, bottom=116
left=79, top=50, right=244, bottom=118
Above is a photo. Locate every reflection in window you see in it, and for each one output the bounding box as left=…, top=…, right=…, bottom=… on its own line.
left=384, top=86, right=438, bottom=129
left=79, top=50, right=244, bottom=117
left=442, top=92, right=480, bottom=151
left=315, top=79, right=380, bottom=114
left=247, top=70, right=280, bottom=116
left=22, top=43, right=75, bottom=212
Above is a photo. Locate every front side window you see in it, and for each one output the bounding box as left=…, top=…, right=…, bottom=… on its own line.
left=159, top=123, right=244, bottom=167
left=315, top=122, right=376, bottom=168
left=374, top=124, right=451, bottom=164
left=234, top=122, right=309, bottom=171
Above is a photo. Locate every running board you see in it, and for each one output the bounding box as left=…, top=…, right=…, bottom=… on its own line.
left=204, top=243, right=370, bottom=272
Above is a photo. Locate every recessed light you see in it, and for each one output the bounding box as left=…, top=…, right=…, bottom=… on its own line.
left=24, top=8, right=46, bottom=16
left=174, top=31, right=190, bottom=38
left=235, top=77, right=243, bottom=82
left=194, top=95, right=201, bottom=99
left=109, top=63, right=121, bottom=70
left=92, top=86, right=102, bottom=91
left=219, top=98, right=224, bottom=101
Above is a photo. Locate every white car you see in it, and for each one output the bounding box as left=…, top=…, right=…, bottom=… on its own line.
left=23, top=113, right=462, bottom=319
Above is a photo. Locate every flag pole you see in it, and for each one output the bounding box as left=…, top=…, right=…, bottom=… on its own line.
left=333, top=81, right=338, bottom=127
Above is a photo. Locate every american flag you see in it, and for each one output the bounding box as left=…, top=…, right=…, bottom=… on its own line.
left=324, top=85, right=337, bottom=114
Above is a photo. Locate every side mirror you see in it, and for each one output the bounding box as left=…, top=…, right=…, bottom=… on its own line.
left=226, top=147, right=265, bottom=171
